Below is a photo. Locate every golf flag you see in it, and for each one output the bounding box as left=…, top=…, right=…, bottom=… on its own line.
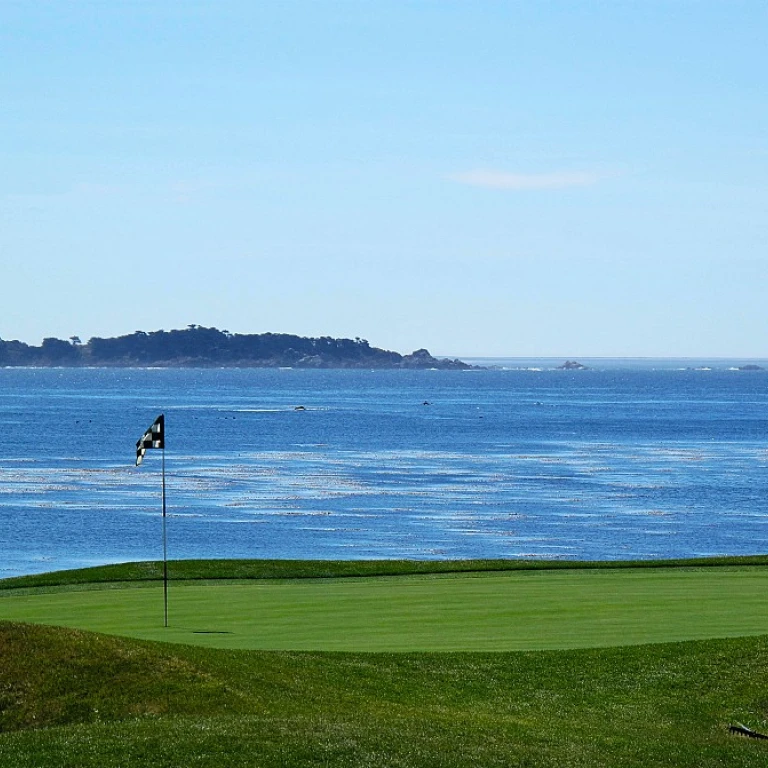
left=134, top=413, right=170, bottom=627
left=136, top=414, right=164, bottom=466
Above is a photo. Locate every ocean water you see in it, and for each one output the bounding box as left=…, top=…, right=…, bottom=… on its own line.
left=1, top=362, right=767, bottom=577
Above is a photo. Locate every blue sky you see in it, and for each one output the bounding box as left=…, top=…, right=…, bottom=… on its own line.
left=1, top=1, right=766, bottom=357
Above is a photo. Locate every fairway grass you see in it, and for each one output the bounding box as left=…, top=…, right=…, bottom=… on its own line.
left=2, top=562, right=768, bottom=650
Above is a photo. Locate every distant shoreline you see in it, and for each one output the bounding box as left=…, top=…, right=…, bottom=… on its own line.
left=458, top=356, right=768, bottom=372
left=2, top=360, right=766, bottom=373
left=1, top=325, right=765, bottom=371
left=0, top=326, right=474, bottom=370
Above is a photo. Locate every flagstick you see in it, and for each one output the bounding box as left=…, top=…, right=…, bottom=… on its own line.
left=162, top=446, right=168, bottom=628
left=136, top=414, right=168, bottom=629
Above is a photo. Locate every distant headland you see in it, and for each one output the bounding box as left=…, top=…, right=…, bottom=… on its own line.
left=0, top=326, right=473, bottom=370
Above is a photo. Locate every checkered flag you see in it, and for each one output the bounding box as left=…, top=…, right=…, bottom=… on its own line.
left=136, top=414, right=164, bottom=466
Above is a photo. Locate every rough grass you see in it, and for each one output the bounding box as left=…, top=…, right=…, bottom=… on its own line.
left=2, top=621, right=768, bottom=766
left=4, top=555, right=768, bottom=591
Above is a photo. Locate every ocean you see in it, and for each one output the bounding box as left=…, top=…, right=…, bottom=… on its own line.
left=2, top=361, right=767, bottom=577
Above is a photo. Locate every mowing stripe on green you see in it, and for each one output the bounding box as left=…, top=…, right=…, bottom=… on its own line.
left=2, top=567, right=768, bottom=651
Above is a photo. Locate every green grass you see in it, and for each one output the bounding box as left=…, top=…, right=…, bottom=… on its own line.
left=3, top=560, right=768, bottom=650
left=2, top=621, right=768, bottom=766
left=2, top=558, right=768, bottom=767
left=4, top=554, right=768, bottom=591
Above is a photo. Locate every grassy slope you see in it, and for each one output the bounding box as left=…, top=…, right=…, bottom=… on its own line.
left=5, top=555, right=768, bottom=591
left=2, top=621, right=768, bottom=767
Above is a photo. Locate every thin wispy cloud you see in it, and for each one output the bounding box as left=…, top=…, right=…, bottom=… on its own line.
left=451, top=169, right=602, bottom=190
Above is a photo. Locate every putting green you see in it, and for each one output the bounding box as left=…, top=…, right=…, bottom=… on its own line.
left=2, top=567, right=768, bottom=651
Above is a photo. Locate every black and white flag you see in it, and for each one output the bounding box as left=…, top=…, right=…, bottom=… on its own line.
left=136, top=414, right=164, bottom=466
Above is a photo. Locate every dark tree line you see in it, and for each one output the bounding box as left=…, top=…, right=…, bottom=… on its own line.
left=0, top=326, right=470, bottom=369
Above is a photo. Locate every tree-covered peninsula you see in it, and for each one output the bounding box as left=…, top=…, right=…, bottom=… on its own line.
left=0, top=326, right=472, bottom=369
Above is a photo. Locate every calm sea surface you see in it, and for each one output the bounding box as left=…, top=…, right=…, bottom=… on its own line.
left=1, top=361, right=767, bottom=577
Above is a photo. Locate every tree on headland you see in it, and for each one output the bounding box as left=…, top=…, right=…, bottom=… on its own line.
left=41, top=337, right=78, bottom=363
